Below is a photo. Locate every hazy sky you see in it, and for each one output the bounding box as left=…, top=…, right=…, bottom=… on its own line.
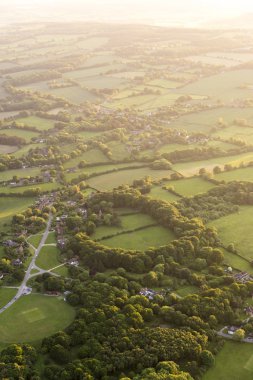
left=2, top=0, right=253, bottom=26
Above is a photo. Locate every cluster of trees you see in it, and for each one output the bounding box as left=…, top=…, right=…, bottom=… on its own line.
left=0, top=133, right=26, bottom=146
left=0, top=344, right=38, bottom=379
left=12, top=205, right=50, bottom=234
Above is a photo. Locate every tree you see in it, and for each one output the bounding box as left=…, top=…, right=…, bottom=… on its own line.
left=233, top=328, right=245, bottom=341
left=200, top=350, right=215, bottom=368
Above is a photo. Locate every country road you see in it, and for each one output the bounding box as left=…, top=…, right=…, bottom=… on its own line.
left=0, top=214, right=53, bottom=314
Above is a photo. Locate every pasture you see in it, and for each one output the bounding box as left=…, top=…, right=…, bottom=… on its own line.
left=163, top=177, right=216, bottom=197
left=222, top=249, right=253, bottom=274
left=16, top=116, right=56, bottom=131
left=169, top=107, right=253, bottom=133
left=0, top=167, right=41, bottom=182
left=0, top=197, right=34, bottom=228
left=180, top=69, right=253, bottom=102
left=87, top=167, right=173, bottom=190
left=203, top=341, right=253, bottom=380
left=0, top=182, right=61, bottom=194
left=36, top=246, right=60, bottom=270
left=0, top=144, right=18, bottom=154
left=215, top=166, right=253, bottom=183
left=92, top=212, right=156, bottom=240
left=147, top=186, right=180, bottom=203
left=101, top=225, right=175, bottom=251
left=208, top=206, right=253, bottom=261
left=0, top=128, right=39, bottom=142
left=63, top=149, right=109, bottom=169
left=213, top=125, right=253, bottom=144
left=173, top=152, right=253, bottom=177
left=0, top=294, right=75, bottom=343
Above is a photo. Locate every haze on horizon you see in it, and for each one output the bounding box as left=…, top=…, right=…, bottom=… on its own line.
left=2, top=0, right=253, bottom=28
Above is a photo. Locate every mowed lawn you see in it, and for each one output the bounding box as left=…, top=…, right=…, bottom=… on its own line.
left=215, top=166, right=253, bottom=183
left=101, top=225, right=175, bottom=250
left=0, top=294, right=75, bottom=343
left=0, top=288, right=17, bottom=309
left=203, top=341, right=253, bottom=380
left=27, top=234, right=43, bottom=248
left=87, top=168, right=173, bottom=190
left=208, top=206, right=253, bottom=261
left=36, top=246, right=60, bottom=270
left=0, top=197, right=34, bottom=228
left=45, top=231, right=56, bottom=244
left=164, top=177, right=216, bottom=197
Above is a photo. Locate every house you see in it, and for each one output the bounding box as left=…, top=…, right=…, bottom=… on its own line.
left=3, top=240, right=18, bottom=248
left=140, top=288, right=158, bottom=300
left=12, top=258, right=22, bottom=266
left=227, top=326, right=238, bottom=335
left=69, top=259, right=79, bottom=267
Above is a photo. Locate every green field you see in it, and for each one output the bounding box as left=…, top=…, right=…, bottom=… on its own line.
left=16, top=116, right=56, bottom=131
left=213, top=125, right=253, bottom=144
left=107, top=141, right=129, bottom=160
left=49, top=86, right=98, bottom=104
left=93, top=212, right=156, bottom=240
left=12, top=143, right=40, bottom=158
left=51, top=265, right=69, bottom=277
left=65, top=162, right=143, bottom=182
left=215, top=166, right=253, bottom=182
left=45, top=231, right=56, bottom=245
left=148, top=186, right=180, bottom=203
left=0, top=167, right=41, bottom=182
left=222, top=249, right=253, bottom=274
left=203, top=341, right=253, bottom=380
left=0, top=144, right=18, bottom=154
left=87, top=167, right=173, bottom=190
left=0, top=294, right=75, bottom=343
left=170, top=107, right=253, bottom=133
left=36, top=246, right=60, bottom=270
left=0, top=182, right=61, bottom=194
left=0, top=197, right=34, bottom=228
left=173, top=152, right=253, bottom=177
left=0, top=288, right=17, bottom=309
left=180, top=70, right=253, bottom=102
left=101, top=225, right=175, bottom=250
left=63, top=149, right=109, bottom=169
left=27, top=234, right=43, bottom=248
left=164, top=177, right=216, bottom=197
left=208, top=206, right=253, bottom=261
left=0, top=128, right=39, bottom=142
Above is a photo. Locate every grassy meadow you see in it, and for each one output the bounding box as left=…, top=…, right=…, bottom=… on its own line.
left=101, top=225, right=175, bottom=251
left=208, top=206, right=253, bottom=261
left=203, top=341, right=253, bottom=380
